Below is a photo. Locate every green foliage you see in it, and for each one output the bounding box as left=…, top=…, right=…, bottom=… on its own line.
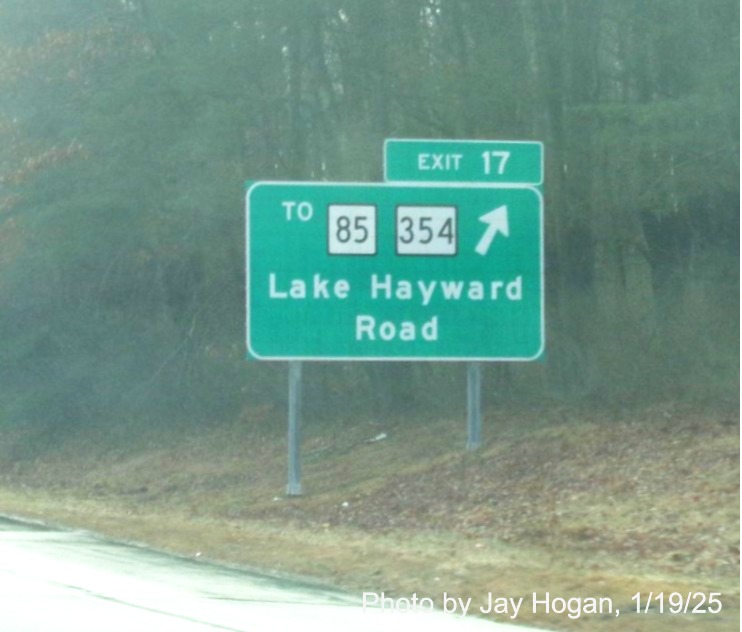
left=0, top=0, right=738, bottom=434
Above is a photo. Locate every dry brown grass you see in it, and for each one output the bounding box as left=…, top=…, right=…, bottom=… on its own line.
left=0, top=402, right=738, bottom=631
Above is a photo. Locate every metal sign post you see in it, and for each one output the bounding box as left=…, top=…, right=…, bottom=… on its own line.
left=286, top=361, right=302, bottom=496
left=466, top=362, right=482, bottom=450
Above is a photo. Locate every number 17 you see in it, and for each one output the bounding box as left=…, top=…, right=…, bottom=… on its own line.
left=482, top=150, right=510, bottom=176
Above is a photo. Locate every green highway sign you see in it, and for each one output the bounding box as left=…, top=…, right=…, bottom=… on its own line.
left=246, top=181, right=543, bottom=361
left=384, top=138, right=543, bottom=185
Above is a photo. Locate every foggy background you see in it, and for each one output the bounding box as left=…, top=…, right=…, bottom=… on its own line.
left=0, top=0, right=738, bottom=443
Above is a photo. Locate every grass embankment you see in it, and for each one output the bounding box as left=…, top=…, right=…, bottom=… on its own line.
left=0, top=402, right=738, bottom=630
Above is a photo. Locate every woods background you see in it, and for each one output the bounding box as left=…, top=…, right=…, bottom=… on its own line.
left=0, top=0, right=738, bottom=436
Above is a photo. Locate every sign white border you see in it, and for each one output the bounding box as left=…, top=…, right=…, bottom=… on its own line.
left=383, top=138, right=545, bottom=186
left=245, top=180, right=544, bottom=362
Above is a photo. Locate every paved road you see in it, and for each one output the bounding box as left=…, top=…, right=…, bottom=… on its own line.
left=0, top=516, right=546, bottom=631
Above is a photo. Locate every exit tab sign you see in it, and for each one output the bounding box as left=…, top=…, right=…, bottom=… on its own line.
left=384, top=139, right=543, bottom=185
left=246, top=181, right=543, bottom=362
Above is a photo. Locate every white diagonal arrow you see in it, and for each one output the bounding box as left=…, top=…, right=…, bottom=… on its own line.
left=475, top=205, right=509, bottom=255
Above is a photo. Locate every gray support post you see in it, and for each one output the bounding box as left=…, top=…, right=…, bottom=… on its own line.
left=286, top=361, right=303, bottom=496
left=466, top=362, right=482, bottom=451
